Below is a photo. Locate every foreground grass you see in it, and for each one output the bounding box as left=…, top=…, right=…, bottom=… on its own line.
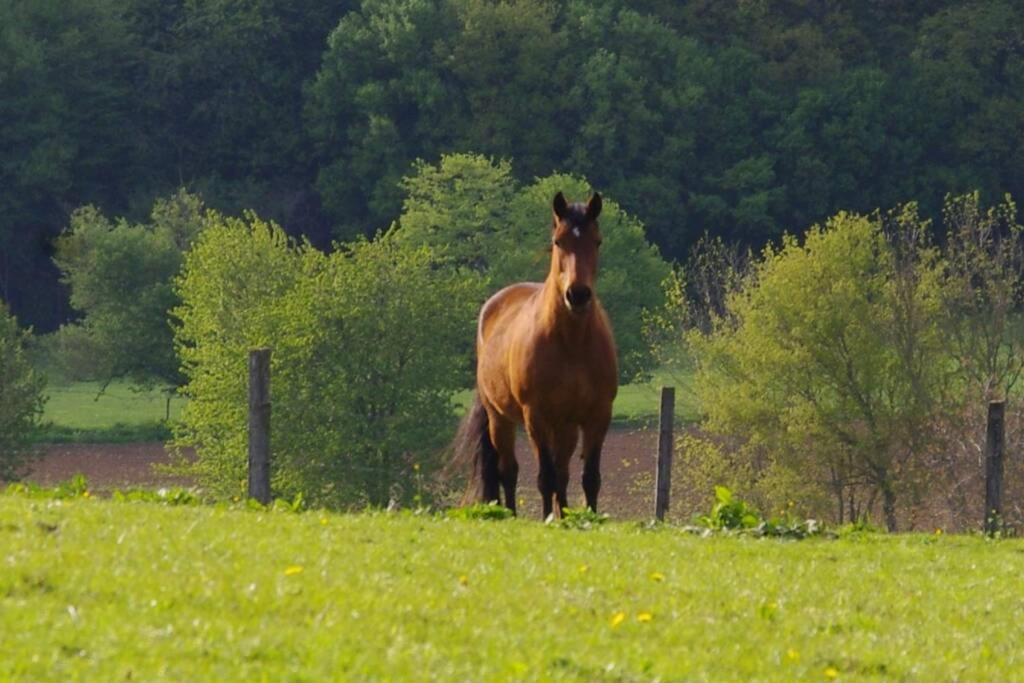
left=2, top=495, right=1022, bottom=680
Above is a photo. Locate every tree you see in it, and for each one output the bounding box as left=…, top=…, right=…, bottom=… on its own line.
left=393, top=154, right=526, bottom=277
left=689, top=210, right=948, bottom=530
left=929, top=193, right=1024, bottom=526
left=392, top=154, right=672, bottom=380
left=0, top=0, right=140, bottom=329
left=0, top=303, right=46, bottom=479
left=52, top=191, right=204, bottom=412
left=173, top=210, right=480, bottom=507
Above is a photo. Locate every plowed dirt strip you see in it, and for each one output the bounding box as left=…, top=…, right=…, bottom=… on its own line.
left=26, top=428, right=659, bottom=518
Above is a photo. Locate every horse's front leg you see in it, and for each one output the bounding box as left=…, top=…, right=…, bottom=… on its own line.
left=524, top=410, right=558, bottom=519
left=581, top=411, right=611, bottom=513
left=552, top=427, right=579, bottom=516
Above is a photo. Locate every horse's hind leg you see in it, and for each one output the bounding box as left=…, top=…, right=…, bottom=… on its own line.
left=487, top=412, right=518, bottom=514
left=480, top=427, right=501, bottom=505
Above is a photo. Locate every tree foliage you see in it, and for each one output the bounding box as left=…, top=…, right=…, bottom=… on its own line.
left=684, top=193, right=1024, bottom=531
left=51, top=191, right=204, bottom=394
left=391, top=154, right=671, bottom=380
left=173, top=211, right=479, bottom=507
left=689, top=210, right=949, bottom=531
left=4, top=0, right=1024, bottom=332
left=0, top=303, right=46, bottom=478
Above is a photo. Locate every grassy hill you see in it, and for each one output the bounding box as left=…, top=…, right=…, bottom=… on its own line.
left=2, top=492, right=1022, bottom=680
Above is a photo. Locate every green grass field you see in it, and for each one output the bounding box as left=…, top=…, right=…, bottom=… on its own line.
left=35, top=381, right=182, bottom=442
left=3, top=493, right=1022, bottom=680
left=452, top=367, right=699, bottom=427
left=39, top=369, right=694, bottom=444
left=42, top=381, right=182, bottom=429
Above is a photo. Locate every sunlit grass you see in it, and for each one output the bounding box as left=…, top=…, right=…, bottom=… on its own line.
left=42, top=381, right=182, bottom=429
left=2, top=494, right=1022, bottom=680
left=34, top=381, right=182, bottom=442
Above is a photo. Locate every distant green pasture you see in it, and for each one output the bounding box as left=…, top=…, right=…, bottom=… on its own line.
left=37, top=381, right=181, bottom=442
left=37, top=367, right=694, bottom=444
left=454, top=366, right=698, bottom=425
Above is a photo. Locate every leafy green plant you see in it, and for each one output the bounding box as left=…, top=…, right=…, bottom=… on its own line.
left=692, top=486, right=828, bottom=539
left=271, top=492, right=306, bottom=514
left=549, top=506, right=610, bottom=530
left=752, top=517, right=826, bottom=540
left=446, top=502, right=516, bottom=521
left=6, top=474, right=89, bottom=499
left=111, top=487, right=200, bottom=506
left=698, top=486, right=762, bottom=530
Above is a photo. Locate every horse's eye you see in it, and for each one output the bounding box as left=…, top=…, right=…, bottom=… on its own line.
left=553, top=238, right=564, bottom=249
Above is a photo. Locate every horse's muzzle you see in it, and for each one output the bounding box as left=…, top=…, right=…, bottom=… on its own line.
left=565, top=285, right=593, bottom=313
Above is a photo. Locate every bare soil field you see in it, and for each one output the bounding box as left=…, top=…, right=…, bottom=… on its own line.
left=25, top=428, right=663, bottom=520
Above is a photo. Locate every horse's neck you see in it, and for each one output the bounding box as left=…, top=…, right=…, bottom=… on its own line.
left=537, top=277, right=592, bottom=347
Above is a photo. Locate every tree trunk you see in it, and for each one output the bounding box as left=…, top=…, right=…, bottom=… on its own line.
left=881, top=483, right=898, bottom=532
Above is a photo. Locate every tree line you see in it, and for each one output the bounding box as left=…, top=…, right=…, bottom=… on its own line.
left=3, top=0, right=1022, bottom=330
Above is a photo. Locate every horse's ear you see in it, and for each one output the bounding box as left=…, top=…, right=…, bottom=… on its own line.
left=586, top=193, right=602, bottom=221
left=552, top=192, right=568, bottom=220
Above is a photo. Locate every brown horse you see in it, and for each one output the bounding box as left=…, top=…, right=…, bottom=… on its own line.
left=455, top=192, right=618, bottom=518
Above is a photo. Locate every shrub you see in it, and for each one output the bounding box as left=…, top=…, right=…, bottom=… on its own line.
left=173, top=211, right=480, bottom=508
left=689, top=209, right=948, bottom=531
left=51, top=191, right=204, bottom=394
left=0, top=303, right=46, bottom=478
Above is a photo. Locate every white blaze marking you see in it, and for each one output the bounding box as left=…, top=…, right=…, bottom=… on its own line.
left=572, top=227, right=580, bottom=237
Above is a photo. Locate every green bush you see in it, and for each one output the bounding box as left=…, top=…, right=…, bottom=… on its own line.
left=173, top=211, right=480, bottom=508
left=51, top=191, right=204, bottom=392
left=0, top=304, right=46, bottom=477
left=689, top=209, right=948, bottom=531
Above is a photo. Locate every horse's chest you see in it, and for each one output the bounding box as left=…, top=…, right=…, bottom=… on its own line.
left=520, top=353, right=608, bottom=417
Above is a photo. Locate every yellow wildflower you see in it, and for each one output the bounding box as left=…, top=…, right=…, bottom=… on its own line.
left=610, top=611, right=626, bottom=628
left=637, top=612, right=653, bottom=623
left=284, top=565, right=304, bottom=576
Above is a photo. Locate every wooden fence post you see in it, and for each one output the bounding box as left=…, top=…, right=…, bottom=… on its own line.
left=654, top=386, right=675, bottom=522
left=248, top=348, right=272, bottom=505
left=984, top=400, right=1006, bottom=535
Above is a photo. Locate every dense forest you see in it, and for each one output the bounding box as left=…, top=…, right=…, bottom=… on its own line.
left=3, top=0, right=1022, bottom=331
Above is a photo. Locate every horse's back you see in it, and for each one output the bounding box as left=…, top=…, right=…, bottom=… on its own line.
left=477, top=282, right=542, bottom=348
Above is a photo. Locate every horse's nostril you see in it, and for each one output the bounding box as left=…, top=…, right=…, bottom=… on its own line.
left=567, top=286, right=592, bottom=309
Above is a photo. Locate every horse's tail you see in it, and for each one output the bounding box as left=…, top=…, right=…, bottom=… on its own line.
left=449, top=392, right=497, bottom=505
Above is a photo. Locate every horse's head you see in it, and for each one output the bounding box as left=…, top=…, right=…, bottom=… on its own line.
left=550, top=191, right=603, bottom=315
